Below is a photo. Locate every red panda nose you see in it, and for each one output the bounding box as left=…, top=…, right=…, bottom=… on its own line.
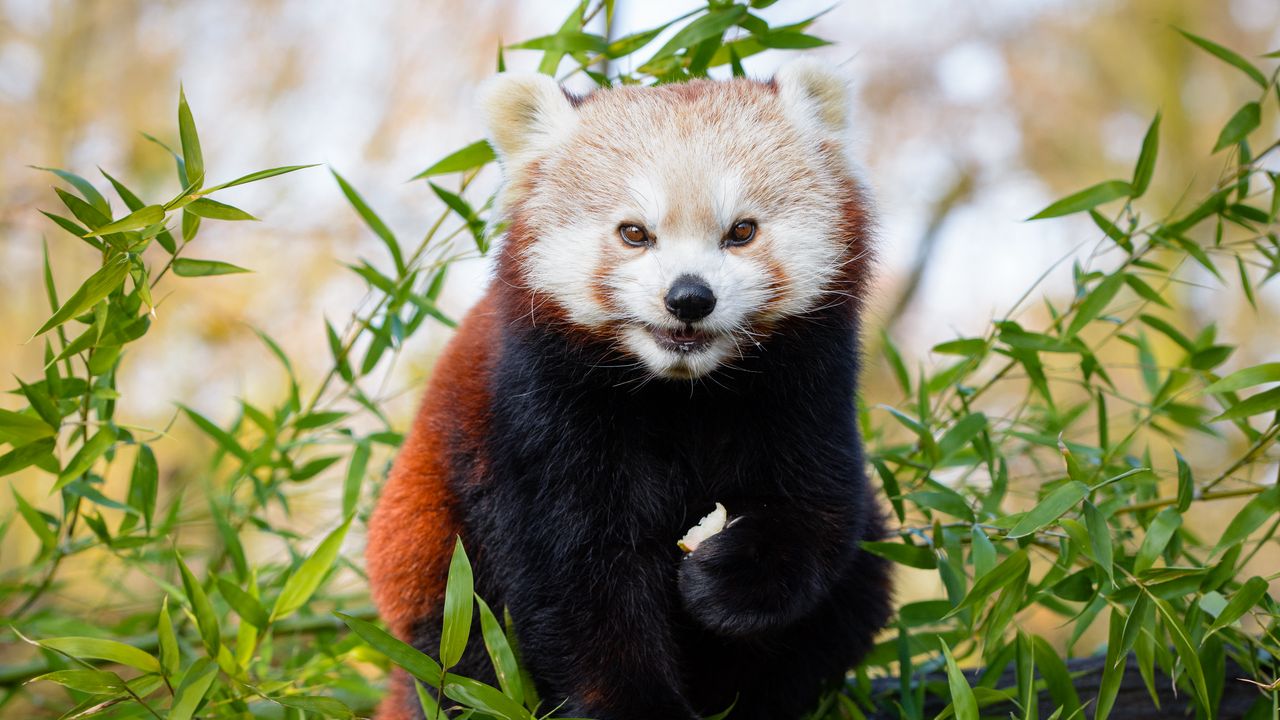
left=665, top=275, right=717, bottom=322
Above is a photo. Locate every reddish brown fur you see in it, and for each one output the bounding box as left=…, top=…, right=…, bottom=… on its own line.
left=366, top=294, right=499, bottom=640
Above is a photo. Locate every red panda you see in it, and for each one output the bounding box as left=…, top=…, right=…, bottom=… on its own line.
left=366, top=59, right=892, bottom=720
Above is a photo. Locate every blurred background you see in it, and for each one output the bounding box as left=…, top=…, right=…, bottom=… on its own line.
left=1, top=0, right=1278, bottom=680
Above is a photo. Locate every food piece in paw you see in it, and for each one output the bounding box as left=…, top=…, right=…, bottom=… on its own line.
left=678, top=503, right=728, bottom=553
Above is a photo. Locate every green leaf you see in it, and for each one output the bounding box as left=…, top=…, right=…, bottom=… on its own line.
left=269, top=695, right=353, bottom=718
left=756, top=31, right=830, bottom=49
left=218, top=576, right=270, bottom=628
left=647, top=5, right=747, bottom=63
left=0, top=438, right=56, bottom=480
left=178, top=86, right=204, bottom=187
left=128, top=444, right=159, bottom=531
left=1204, top=362, right=1280, bottom=394
left=947, top=550, right=1029, bottom=617
left=271, top=516, right=353, bottom=621
left=1212, top=386, right=1280, bottom=421
left=39, top=636, right=160, bottom=673
left=31, top=166, right=110, bottom=215
left=172, top=258, right=252, bottom=277
left=1114, top=593, right=1153, bottom=670
left=0, top=409, right=56, bottom=447
left=1151, top=595, right=1211, bottom=711
left=33, top=669, right=125, bottom=695
left=440, top=537, right=475, bottom=668
left=1007, top=481, right=1089, bottom=538
left=180, top=405, right=251, bottom=462
left=158, top=596, right=180, bottom=677
left=1028, top=180, right=1132, bottom=220
left=430, top=182, right=488, bottom=254
left=861, top=540, right=936, bottom=569
left=294, top=410, right=347, bottom=430
left=1032, top=634, right=1081, bottom=715
left=932, top=338, right=987, bottom=356
left=604, top=17, right=682, bottom=58
left=1212, top=102, right=1261, bottom=153
left=1095, top=606, right=1126, bottom=720
left=182, top=208, right=201, bottom=242
left=18, top=377, right=61, bottom=428
left=1206, top=576, right=1269, bottom=635
left=1213, top=485, right=1280, bottom=554
left=1066, top=273, right=1123, bottom=338
left=33, top=254, right=131, bottom=337
left=53, top=426, right=118, bottom=492
left=12, top=486, right=57, bottom=551
left=170, top=658, right=218, bottom=720
left=476, top=596, right=524, bottom=704
left=83, top=204, right=165, bottom=237
left=178, top=553, right=221, bottom=657
left=338, top=612, right=444, bottom=687
left=1122, top=274, right=1170, bottom=309
left=1133, top=507, right=1181, bottom=574
left=1175, top=451, right=1194, bottom=513
left=412, top=140, right=496, bottom=180
left=184, top=197, right=257, bottom=221
left=940, top=641, right=979, bottom=720
left=444, top=676, right=535, bottom=720
left=204, top=164, right=318, bottom=192
left=1177, top=29, right=1268, bottom=88
left=509, top=30, right=607, bottom=53
left=333, top=169, right=406, bottom=274
left=343, top=440, right=370, bottom=518
left=1130, top=112, right=1160, bottom=198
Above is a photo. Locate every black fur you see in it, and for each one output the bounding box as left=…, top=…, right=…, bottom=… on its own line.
left=408, top=295, right=892, bottom=720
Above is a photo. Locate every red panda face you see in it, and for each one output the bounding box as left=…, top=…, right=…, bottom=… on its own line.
left=480, top=61, right=869, bottom=379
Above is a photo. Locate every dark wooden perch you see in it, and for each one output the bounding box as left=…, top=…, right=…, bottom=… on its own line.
left=866, top=654, right=1266, bottom=719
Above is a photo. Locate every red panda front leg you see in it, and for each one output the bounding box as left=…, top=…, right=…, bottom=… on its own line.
left=677, top=501, right=860, bottom=637
left=506, top=547, right=698, bottom=720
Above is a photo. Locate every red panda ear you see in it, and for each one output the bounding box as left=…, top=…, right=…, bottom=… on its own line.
left=775, top=58, right=851, bottom=137
left=478, top=73, right=578, bottom=173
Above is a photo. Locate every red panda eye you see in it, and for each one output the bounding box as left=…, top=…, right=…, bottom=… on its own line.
left=726, top=219, right=757, bottom=246
left=619, top=224, right=650, bottom=247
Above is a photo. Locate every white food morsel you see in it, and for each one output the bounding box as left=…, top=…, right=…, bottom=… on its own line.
left=678, top=502, right=728, bottom=553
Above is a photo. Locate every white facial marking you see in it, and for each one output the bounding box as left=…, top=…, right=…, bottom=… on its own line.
left=491, top=64, right=864, bottom=379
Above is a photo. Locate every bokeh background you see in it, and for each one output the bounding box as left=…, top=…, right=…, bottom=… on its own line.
left=2, top=0, right=1278, bottom=690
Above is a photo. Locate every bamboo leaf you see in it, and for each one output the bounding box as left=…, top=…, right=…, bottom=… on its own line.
left=1207, top=576, right=1269, bottom=635
left=1178, top=29, right=1268, bottom=88
left=1007, top=482, right=1089, bottom=538
left=440, top=537, right=475, bottom=668
left=1028, top=180, right=1132, bottom=220
left=178, top=86, right=204, bottom=186
left=332, top=169, right=405, bottom=274
left=1213, top=102, right=1261, bottom=152
left=1130, top=112, right=1160, bottom=198
left=185, top=197, right=257, bottom=221
left=940, top=641, right=979, bottom=720
left=33, top=255, right=131, bottom=337
left=338, top=612, right=444, bottom=687
left=177, top=553, right=221, bottom=657
left=83, top=204, right=164, bottom=237
left=204, top=164, right=318, bottom=192
left=172, top=258, right=251, bottom=277
left=412, top=140, right=495, bottom=180
left=170, top=658, right=218, bottom=720
left=39, top=636, right=160, bottom=673
left=1204, top=363, right=1280, bottom=394
left=271, top=516, right=353, bottom=621
left=1213, top=485, right=1280, bottom=554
